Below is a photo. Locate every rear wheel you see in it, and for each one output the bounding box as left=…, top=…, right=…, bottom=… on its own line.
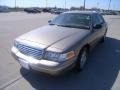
left=75, top=47, right=88, bottom=71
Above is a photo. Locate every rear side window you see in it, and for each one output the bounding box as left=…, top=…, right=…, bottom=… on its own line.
left=98, top=14, right=105, bottom=24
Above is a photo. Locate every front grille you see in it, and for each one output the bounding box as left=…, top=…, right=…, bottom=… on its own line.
left=17, top=43, right=43, bottom=60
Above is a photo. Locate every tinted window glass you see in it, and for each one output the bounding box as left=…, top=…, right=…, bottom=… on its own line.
left=50, top=13, right=91, bottom=29
left=92, top=14, right=101, bottom=25
left=98, top=14, right=105, bottom=24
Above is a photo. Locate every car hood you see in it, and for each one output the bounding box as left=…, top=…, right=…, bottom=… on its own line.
left=18, top=25, right=90, bottom=50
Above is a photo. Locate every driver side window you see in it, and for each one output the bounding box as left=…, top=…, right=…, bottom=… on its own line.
left=92, top=14, right=101, bottom=25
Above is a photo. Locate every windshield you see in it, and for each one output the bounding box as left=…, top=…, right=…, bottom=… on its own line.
left=50, top=13, right=91, bottom=29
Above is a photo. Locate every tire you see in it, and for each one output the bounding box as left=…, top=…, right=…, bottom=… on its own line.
left=75, top=47, right=88, bottom=71
left=100, top=35, right=106, bottom=43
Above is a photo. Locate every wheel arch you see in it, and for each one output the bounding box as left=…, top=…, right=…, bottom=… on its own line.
left=80, top=44, right=90, bottom=53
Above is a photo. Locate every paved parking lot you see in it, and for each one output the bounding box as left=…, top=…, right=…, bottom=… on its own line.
left=0, top=12, right=120, bottom=90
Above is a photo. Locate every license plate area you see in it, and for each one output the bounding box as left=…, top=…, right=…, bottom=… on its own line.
left=19, top=58, right=30, bottom=70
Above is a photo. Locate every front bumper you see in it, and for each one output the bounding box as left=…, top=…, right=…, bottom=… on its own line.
left=11, top=47, right=76, bottom=75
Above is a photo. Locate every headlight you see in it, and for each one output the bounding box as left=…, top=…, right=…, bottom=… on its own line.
left=44, top=51, right=60, bottom=61
left=44, top=51, right=75, bottom=62
left=59, top=51, right=75, bottom=61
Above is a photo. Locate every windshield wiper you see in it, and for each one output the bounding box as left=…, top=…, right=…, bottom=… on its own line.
left=57, top=24, right=74, bottom=28
left=49, top=23, right=55, bottom=25
left=57, top=24, right=89, bottom=29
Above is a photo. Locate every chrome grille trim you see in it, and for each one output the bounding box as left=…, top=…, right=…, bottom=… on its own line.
left=17, top=43, right=44, bottom=60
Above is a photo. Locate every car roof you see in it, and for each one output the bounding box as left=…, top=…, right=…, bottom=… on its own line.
left=64, top=10, right=98, bottom=15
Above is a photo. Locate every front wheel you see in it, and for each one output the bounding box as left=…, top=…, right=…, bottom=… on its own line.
left=75, top=47, right=88, bottom=71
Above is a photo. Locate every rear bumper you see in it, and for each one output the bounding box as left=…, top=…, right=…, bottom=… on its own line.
left=11, top=47, right=76, bottom=75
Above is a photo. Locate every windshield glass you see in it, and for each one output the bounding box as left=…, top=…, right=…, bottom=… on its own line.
left=50, top=13, right=91, bottom=29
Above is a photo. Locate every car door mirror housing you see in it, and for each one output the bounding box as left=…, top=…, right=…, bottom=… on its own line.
left=93, top=24, right=102, bottom=29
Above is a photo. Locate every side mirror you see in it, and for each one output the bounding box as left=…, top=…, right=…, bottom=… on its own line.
left=48, top=20, right=51, bottom=23
left=93, top=24, right=102, bottom=29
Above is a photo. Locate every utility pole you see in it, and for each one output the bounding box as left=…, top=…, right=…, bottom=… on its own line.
left=97, top=2, right=99, bottom=9
left=46, top=0, right=47, bottom=8
left=15, top=0, right=16, bottom=9
left=108, top=0, right=111, bottom=10
left=84, top=0, right=86, bottom=10
left=65, top=0, right=66, bottom=9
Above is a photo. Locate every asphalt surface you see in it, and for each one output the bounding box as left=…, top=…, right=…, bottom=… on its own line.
left=0, top=12, right=120, bottom=90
